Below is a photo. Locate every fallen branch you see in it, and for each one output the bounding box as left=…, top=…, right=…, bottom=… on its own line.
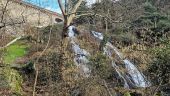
left=0, top=36, right=22, bottom=49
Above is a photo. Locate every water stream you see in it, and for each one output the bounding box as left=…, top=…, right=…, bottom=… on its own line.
left=103, top=42, right=129, bottom=88
left=68, top=26, right=91, bottom=77
left=123, top=59, right=150, bottom=87
left=91, top=31, right=150, bottom=88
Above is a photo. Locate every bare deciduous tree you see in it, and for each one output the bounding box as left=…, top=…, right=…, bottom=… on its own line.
left=57, top=0, right=83, bottom=37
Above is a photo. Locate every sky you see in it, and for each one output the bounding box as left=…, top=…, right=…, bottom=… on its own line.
left=24, top=0, right=60, bottom=12
left=24, top=0, right=97, bottom=13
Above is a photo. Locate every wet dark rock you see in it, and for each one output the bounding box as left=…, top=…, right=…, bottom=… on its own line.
left=130, top=92, right=142, bottom=96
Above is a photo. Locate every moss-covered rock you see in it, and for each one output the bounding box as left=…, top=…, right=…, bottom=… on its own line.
left=1, top=67, right=23, bottom=95
left=124, top=92, right=131, bottom=96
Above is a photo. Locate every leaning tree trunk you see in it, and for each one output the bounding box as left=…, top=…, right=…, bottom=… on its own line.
left=57, top=0, right=83, bottom=80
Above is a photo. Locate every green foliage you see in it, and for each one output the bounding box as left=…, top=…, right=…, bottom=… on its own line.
left=113, top=33, right=137, bottom=46
left=92, top=0, right=113, bottom=14
left=3, top=68, right=23, bottom=95
left=89, top=53, right=113, bottom=79
left=0, top=68, right=9, bottom=88
left=132, top=1, right=170, bottom=29
left=124, top=92, right=131, bottom=96
left=100, top=33, right=110, bottom=50
left=158, top=19, right=170, bottom=29
left=131, top=1, right=170, bottom=44
left=21, top=61, right=35, bottom=74
left=148, top=40, right=170, bottom=84
left=144, top=2, right=157, bottom=13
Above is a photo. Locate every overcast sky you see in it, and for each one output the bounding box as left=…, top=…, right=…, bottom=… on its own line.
left=24, top=0, right=97, bottom=13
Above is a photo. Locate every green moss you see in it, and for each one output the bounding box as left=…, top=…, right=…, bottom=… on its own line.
left=124, top=92, right=131, bottom=96
left=3, top=41, right=28, bottom=64
left=0, top=40, right=29, bottom=95
left=0, top=68, right=9, bottom=88
left=3, top=67, right=23, bottom=95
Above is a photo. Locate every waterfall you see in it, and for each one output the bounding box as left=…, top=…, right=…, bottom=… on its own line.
left=103, top=41, right=130, bottom=88
left=91, top=31, right=150, bottom=88
left=67, top=26, right=150, bottom=87
left=91, top=31, right=104, bottom=40
left=68, top=26, right=91, bottom=77
left=104, top=42, right=124, bottom=59
left=123, top=59, right=150, bottom=87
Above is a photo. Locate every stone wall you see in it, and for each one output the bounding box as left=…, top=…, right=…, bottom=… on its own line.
left=0, top=0, right=63, bottom=35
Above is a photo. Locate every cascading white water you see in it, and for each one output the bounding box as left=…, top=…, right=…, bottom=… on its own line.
left=104, top=42, right=124, bottom=59
left=103, top=41, right=130, bottom=88
left=123, top=59, right=150, bottom=87
left=91, top=31, right=150, bottom=88
left=91, top=31, right=104, bottom=40
left=68, top=26, right=76, bottom=37
left=68, top=26, right=91, bottom=77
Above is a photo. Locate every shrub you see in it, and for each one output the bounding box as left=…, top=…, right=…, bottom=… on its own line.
left=110, top=32, right=137, bottom=47
left=39, top=24, right=63, bottom=44
left=148, top=40, right=170, bottom=85
left=89, top=53, right=113, bottom=79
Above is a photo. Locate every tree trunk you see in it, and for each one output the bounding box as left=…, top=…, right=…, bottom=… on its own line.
left=59, top=21, right=69, bottom=80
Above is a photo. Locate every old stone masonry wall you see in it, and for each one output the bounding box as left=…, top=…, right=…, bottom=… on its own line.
left=0, top=0, right=63, bottom=35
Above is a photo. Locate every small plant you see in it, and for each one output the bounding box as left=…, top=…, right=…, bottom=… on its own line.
left=89, top=53, right=113, bottom=79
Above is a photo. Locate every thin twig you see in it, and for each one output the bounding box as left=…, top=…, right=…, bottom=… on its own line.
left=32, top=23, right=53, bottom=96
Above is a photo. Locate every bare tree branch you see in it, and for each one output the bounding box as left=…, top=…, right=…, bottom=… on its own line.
left=67, top=0, right=83, bottom=26
left=0, top=0, right=10, bottom=23
left=58, top=0, right=66, bottom=17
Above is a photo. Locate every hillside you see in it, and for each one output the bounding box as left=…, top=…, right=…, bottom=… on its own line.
left=0, top=0, right=170, bottom=96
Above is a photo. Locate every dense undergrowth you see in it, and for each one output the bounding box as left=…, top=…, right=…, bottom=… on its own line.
left=1, top=23, right=169, bottom=96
